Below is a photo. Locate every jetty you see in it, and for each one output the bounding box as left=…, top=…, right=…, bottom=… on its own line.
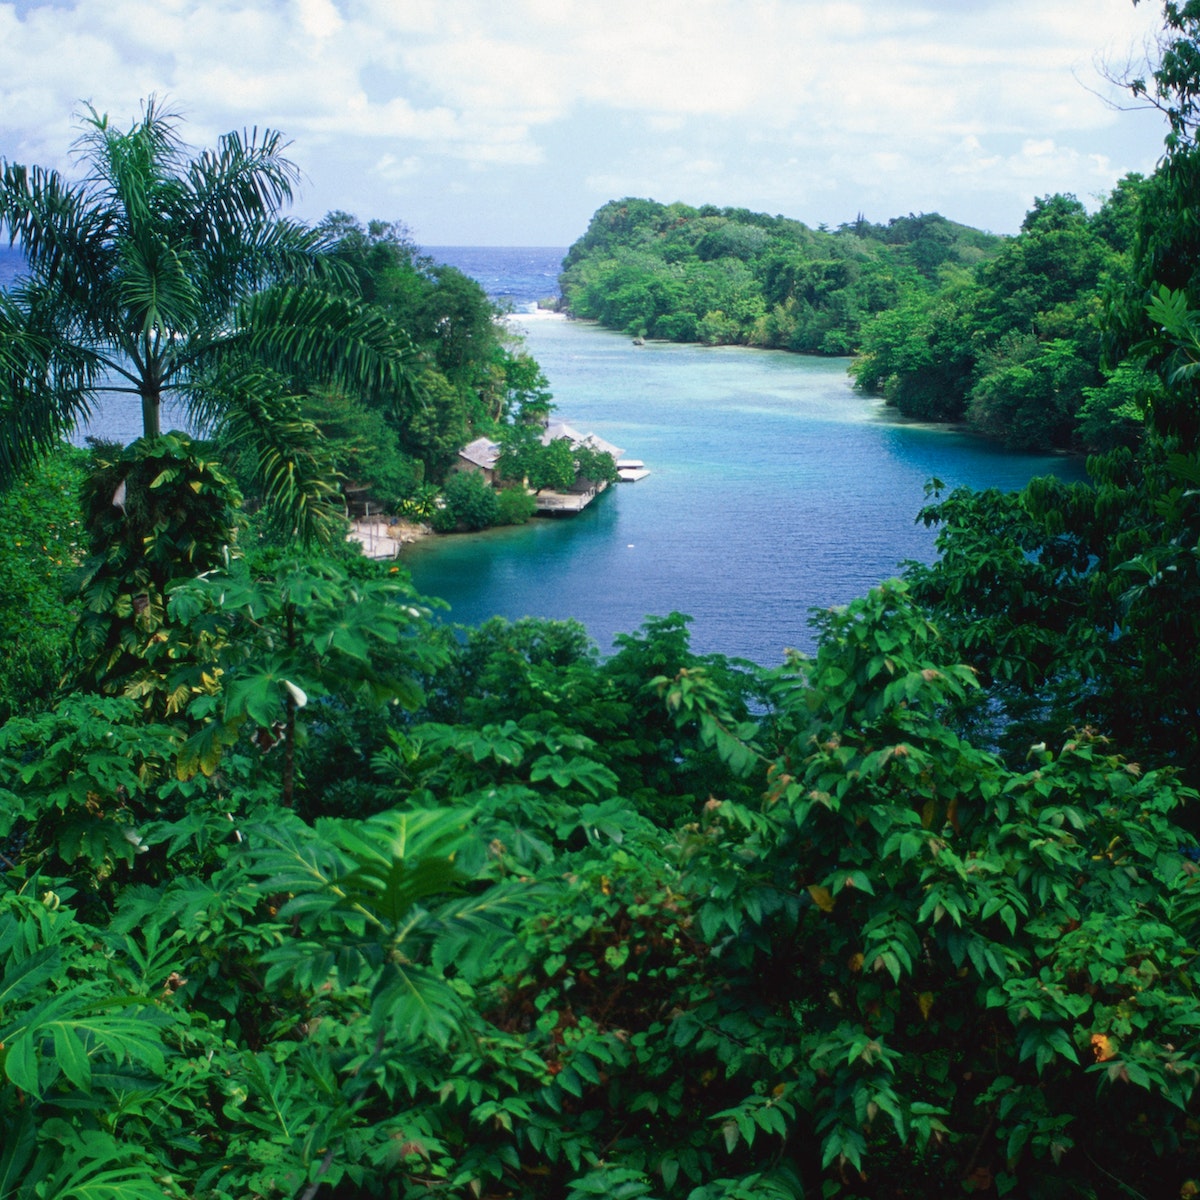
left=534, top=478, right=612, bottom=514
left=347, top=516, right=428, bottom=559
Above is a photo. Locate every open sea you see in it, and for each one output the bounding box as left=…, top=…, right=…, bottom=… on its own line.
left=1, top=242, right=1088, bottom=664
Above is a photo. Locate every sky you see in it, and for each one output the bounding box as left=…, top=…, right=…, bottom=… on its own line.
left=0, top=0, right=1176, bottom=247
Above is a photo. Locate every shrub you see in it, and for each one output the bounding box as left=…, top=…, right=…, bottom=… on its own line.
left=0, top=444, right=88, bottom=719
left=436, top=470, right=500, bottom=531
left=496, top=484, right=536, bottom=525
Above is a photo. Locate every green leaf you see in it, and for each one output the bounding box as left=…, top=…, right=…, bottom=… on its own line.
left=0, top=946, right=60, bottom=1013
left=54, top=1024, right=92, bottom=1091
left=530, top=754, right=620, bottom=798
left=3, top=1034, right=38, bottom=1095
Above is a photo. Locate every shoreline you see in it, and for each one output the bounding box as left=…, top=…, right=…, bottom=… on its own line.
left=348, top=517, right=432, bottom=559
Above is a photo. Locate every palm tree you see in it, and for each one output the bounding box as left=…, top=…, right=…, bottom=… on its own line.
left=0, top=98, right=419, bottom=541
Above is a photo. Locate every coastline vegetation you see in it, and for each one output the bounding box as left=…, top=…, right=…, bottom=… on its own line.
left=560, top=183, right=1146, bottom=453
left=3, top=3, right=1200, bottom=1196
left=560, top=201, right=999, bottom=356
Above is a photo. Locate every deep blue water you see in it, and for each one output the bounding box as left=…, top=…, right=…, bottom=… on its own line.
left=423, top=245, right=564, bottom=312
left=0, top=242, right=563, bottom=303
left=0, top=245, right=22, bottom=289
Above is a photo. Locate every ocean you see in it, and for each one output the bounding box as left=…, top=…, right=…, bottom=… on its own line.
left=0, top=243, right=563, bottom=310
left=423, top=246, right=565, bottom=312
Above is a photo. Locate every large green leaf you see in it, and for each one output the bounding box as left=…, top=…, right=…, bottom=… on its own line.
left=1, top=990, right=166, bottom=1099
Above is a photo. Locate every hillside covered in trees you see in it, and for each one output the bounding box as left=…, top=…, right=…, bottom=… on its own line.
left=560, top=183, right=1146, bottom=453
left=559, top=200, right=1000, bottom=356
left=4, top=3, right=1200, bottom=1196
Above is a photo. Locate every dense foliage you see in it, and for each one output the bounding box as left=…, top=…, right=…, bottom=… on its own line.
left=852, top=185, right=1148, bottom=451
left=7, top=6, right=1200, bottom=1195
left=560, top=199, right=999, bottom=355
left=0, top=446, right=86, bottom=721
left=3, top=564, right=1199, bottom=1199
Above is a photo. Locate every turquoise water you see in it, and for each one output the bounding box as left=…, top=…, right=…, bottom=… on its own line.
left=405, top=314, right=1087, bottom=665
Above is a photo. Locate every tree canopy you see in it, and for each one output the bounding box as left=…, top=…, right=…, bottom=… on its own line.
left=0, top=101, right=419, bottom=538
left=851, top=181, right=1144, bottom=452
left=559, top=199, right=999, bottom=358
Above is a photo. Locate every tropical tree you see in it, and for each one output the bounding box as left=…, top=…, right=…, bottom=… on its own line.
left=0, top=99, right=420, bottom=538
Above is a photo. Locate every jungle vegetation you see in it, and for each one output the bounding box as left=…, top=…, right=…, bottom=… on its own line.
left=4, top=4, right=1200, bottom=1197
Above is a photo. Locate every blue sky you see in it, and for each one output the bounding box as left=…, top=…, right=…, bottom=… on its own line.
left=0, top=0, right=1173, bottom=246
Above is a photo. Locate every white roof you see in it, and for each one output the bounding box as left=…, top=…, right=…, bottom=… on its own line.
left=541, top=421, right=624, bottom=460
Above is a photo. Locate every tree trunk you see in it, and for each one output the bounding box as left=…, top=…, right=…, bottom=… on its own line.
left=282, top=690, right=296, bottom=809
left=141, top=386, right=162, bottom=438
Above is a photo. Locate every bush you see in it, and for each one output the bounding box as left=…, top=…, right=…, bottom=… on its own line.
left=0, top=444, right=87, bottom=719
left=434, top=470, right=501, bottom=531
left=496, top=484, right=536, bottom=525
left=299, top=389, right=425, bottom=511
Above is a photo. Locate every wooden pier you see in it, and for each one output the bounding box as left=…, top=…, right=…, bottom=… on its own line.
left=533, top=479, right=609, bottom=514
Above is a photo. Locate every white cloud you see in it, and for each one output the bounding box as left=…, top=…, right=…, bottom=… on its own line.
left=295, top=0, right=342, bottom=40
left=0, top=0, right=1173, bottom=241
left=371, top=152, right=422, bottom=182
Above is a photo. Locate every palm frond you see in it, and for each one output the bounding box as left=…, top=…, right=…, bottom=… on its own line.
left=183, top=125, right=302, bottom=236
left=233, top=285, right=423, bottom=409
left=0, top=289, right=100, bottom=485
left=116, top=234, right=200, bottom=339
left=72, top=97, right=185, bottom=218
left=238, top=217, right=356, bottom=291
left=185, top=218, right=342, bottom=320
left=201, top=363, right=344, bottom=546
left=0, top=163, right=117, bottom=307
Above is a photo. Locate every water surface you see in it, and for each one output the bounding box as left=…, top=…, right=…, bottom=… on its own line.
left=1, top=240, right=1088, bottom=665
left=405, top=314, right=1086, bottom=664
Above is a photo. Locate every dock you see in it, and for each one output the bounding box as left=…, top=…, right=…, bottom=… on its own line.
left=534, top=479, right=610, bottom=514
left=347, top=517, right=428, bottom=558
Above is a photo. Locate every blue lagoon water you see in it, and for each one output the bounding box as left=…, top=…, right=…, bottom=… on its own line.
left=1, top=241, right=1089, bottom=665
left=402, top=266, right=1087, bottom=664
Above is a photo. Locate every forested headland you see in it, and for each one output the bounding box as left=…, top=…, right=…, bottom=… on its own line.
left=3, top=4, right=1200, bottom=1197
left=559, top=182, right=1146, bottom=453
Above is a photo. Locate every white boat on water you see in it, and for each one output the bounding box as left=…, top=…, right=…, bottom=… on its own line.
left=617, top=459, right=650, bottom=482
